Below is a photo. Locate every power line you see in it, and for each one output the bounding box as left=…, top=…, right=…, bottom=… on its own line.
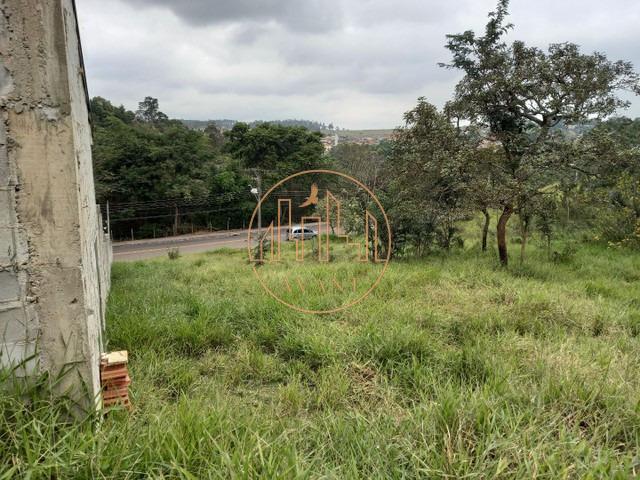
left=103, top=187, right=361, bottom=223
left=109, top=205, right=246, bottom=223
left=103, top=186, right=353, bottom=210
left=104, top=191, right=247, bottom=211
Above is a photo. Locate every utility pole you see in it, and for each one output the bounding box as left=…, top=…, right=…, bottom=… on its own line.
left=250, top=170, right=262, bottom=239
left=257, top=174, right=262, bottom=238
left=173, top=203, right=179, bottom=236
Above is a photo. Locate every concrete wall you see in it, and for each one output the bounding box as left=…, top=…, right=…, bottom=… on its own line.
left=0, top=0, right=111, bottom=410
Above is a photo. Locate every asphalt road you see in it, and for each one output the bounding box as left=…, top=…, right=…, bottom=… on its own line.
left=113, top=230, right=249, bottom=261
left=113, top=224, right=322, bottom=261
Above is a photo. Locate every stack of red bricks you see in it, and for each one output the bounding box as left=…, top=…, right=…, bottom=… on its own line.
left=100, top=351, right=131, bottom=410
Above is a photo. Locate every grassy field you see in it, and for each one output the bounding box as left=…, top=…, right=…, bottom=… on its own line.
left=2, top=233, right=640, bottom=478
left=325, top=129, right=394, bottom=141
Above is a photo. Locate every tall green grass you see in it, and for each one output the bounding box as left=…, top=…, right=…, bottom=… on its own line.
left=2, top=236, right=640, bottom=478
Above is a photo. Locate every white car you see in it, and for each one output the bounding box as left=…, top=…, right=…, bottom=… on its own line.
left=288, top=227, right=317, bottom=241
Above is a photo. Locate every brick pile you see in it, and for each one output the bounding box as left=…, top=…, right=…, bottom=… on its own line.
left=100, top=351, right=131, bottom=410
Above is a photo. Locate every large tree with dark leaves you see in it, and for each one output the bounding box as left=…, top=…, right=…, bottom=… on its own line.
left=91, top=97, right=215, bottom=204
left=441, top=0, right=640, bottom=265
left=384, top=99, right=472, bottom=254
left=224, top=121, right=326, bottom=186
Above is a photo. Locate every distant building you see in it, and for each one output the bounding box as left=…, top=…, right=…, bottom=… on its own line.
left=320, top=133, right=339, bottom=152
left=477, top=137, right=502, bottom=149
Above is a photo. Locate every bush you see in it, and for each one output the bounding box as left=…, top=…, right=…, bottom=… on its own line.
left=598, top=208, right=640, bottom=249
left=552, top=242, right=577, bottom=264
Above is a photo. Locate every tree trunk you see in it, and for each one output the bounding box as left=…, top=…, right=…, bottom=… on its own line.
left=481, top=208, right=490, bottom=252
left=519, top=215, right=531, bottom=264
left=497, top=204, right=513, bottom=266
left=520, top=226, right=528, bottom=264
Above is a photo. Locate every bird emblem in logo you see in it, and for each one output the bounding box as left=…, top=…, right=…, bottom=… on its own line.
left=298, top=183, right=319, bottom=208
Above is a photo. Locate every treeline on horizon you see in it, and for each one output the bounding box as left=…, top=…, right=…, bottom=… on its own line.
left=180, top=118, right=341, bottom=132
left=91, top=0, right=640, bottom=266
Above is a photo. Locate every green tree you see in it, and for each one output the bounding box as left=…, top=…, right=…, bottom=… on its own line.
left=330, top=143, right=385, bottom=191
left=566, top=122, right=640, bottom=248
left=463, top=142, right=505, bottom=252
left=135, top=96, right=169, bottom=124
left=384, top=99, right=471, bottom=254
left=442, top=0, right=640, bottom=264
left=596, top=117, right=640, bottom=149
left=224, top=122, right=326, bottom=185
left=91, top=97, right=223, bottom=238
left=204, top=123, right=226, bottom=151
left=90, top=96, right=135, bottom=126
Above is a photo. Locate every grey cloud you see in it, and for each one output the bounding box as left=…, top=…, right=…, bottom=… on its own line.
left=230, top=24, right=273, bottom=45
left=79, top=0, right=640, bottom=128
left=343, top=1, right=457, bottom=27
left=124, top=0, right=344, bottom=33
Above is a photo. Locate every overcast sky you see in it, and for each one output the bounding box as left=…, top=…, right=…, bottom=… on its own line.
left=76, top=0, right=640, bottom=129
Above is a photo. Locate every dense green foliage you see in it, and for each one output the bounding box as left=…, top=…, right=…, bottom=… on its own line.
left=382, top=100, right=472, bottom=253
left=92, top=97, right=215, bottom=204
left=224, top=121, right=326, bottom=186
left=323, top=106, right=639, bottom=260
left=91, top=98, right=327, bottom=239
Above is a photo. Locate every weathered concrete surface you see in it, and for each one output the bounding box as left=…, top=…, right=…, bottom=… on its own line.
left=0, top=0, right=111, bottom=410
